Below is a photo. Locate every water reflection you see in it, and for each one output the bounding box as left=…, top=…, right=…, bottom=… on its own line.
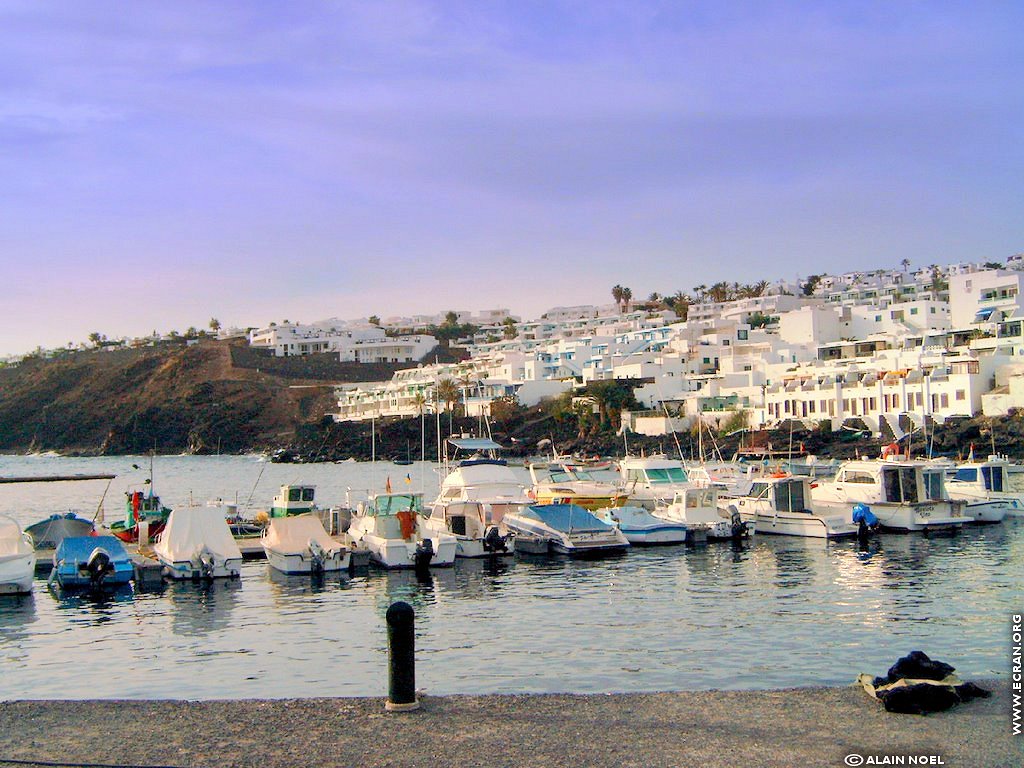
left=50, top=583, right=135, bottom=625
left=266, top=566, right=352, bottom=600
left=166, top=578, right=242, bottom=637
left=0, top=593, right=37, bottom=658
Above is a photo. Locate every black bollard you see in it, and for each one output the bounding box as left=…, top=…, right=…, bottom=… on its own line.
left=385, top=601, right=420, bottom=712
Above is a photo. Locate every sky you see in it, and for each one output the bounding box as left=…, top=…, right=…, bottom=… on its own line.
left=1, top=1, right=1022, bottom=356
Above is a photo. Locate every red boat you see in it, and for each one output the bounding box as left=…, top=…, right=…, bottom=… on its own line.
left=110, top=490, right=172, bottom=542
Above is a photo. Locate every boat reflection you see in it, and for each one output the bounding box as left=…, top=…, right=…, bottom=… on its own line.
left=166, top=578, right=242, bottom=638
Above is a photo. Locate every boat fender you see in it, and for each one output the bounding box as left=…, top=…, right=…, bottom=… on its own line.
left=414, top=538, right=434, bottom=572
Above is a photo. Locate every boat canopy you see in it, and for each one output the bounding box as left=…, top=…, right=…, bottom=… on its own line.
left=155, top=507, right=242, bottom=562
left=263, top=514, right=337, bottom=551
left=55, top=535, right=130, bottom=564
left=369, top=493, right=423, bottom=515
left=523, top=504, right=613, bottom=533
left=0, top=515, right=32, bottom=557
left=448, top=438, right=504, bottom=451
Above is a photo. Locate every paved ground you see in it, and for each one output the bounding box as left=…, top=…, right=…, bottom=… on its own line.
left=0, top=680, right=1019, bottom=768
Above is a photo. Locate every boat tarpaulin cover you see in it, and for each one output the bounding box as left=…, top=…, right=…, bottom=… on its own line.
left=154, top=507, right=242, bottom=562
left=0, top=515, right=33, bottom=558
left=55, top=535, right=130, bottom=564
left=263, top=514, right=338, bottom=552
left=448, top=438, right=504, bottom=451
left=524, top=504, right=613, bottom=533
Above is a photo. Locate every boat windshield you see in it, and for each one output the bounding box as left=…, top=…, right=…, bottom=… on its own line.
left=647, top=467, right=688, bottom=484
left=550, top=467, right=596, bottom=483
left=954, top=468, right=978, bottom=483
left=773, top=480, right=807, bottom=513
left=981, top=465, right=1005, bottom=492
left=882, top=468, right=920, bottom=504
left=371, top=494, right=422, bottom=515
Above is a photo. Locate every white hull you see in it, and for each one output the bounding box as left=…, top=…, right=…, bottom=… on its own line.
left=264, top=547, right=351, bottom=574
left=960, top=500, right=1009, bottom=523
left=816, top=500, right=963, bottom=533
left=502, top=514, right=629, bottom=556
left=617, top=524, right=688, bottom=545
left=740, top=511, right=855, bottom=539
left=157, top=555, right=242, bottom=580
left=0, top=552, right=36, bottom=594
left=453, top=536, right=515, bottom=558
left=359, top=534, right=457, bottom=569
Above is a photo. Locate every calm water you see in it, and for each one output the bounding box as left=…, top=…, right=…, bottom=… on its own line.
left=0, top=454, right=1020, bottom=700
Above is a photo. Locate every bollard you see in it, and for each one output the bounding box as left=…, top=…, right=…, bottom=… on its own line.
left=385, top=601, right=420, bottom=712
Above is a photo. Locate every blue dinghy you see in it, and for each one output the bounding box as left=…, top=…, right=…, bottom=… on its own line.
left=52, top=536, right=133, bottom=589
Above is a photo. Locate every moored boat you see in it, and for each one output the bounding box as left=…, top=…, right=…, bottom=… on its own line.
left=0, top=515, right=36, bottom=594
left=528, top=460, right=628, bottom=510
left=24, top=512, right=95, bottom=551
left=152, top=507, right=243, bottom=579
left=945, top=455, right=1020, bottom=523
left=51, top=535, right=132, bottom=589
left=110, top=490, right=172, bottom=543
left=594, top=505, right=688, bottom=545
left=501, top=503, right=630, bottom=556
left=347, top=492, right=457, bottom=569
left=618, top=456, right=694, bottom=509
left=653, top=487, right=752, bottom=540
left=725, top=475, right=857, bottom=538
left=261, top=514, right=350, bottom=574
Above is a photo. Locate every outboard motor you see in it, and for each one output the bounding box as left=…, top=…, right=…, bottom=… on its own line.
left=309, top=539, right=325, bottom=574
left=414, top=538, right=434, bottom=573
left=482, top=526, right=508, bottom=554
left=852, top=503, right=879, bottom=545
left=729, top=509, right=748, bottom=540
left=85, top=547, right=114, bottom=587
left=197, top=547, right=216, bottom=580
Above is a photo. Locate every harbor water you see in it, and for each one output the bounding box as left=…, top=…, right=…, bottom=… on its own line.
left=0, top=454, right=1020, bottom=700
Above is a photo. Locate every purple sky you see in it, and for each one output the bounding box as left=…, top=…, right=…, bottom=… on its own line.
left=1, top=1, right=1022, bottom=355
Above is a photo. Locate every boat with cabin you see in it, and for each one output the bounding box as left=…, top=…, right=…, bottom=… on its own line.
left=653, top=486, right=752, bottom=540
left=425, top=437, right=527, bottom=557
left=811, top=458, right=965, bottom=533
left=501, top=503, right=630, bottom=556
left=262, top=514, right=350, bottom=574
left=528, top=460, right=628, bottom=510
left=724, top=474, right=857, bottom=538
left=110, top=490, right=172, bottom=543
left=152, top=507, right=243, bottom=579
left=347, top=492, right=457, bottom=569
left=51, top=535, right=133, bottom=589
left=0, top=515, right=36, bottom=594
left=945, top=455, right=1020, bottom=522
left=618, top=455, right=694, bottom=509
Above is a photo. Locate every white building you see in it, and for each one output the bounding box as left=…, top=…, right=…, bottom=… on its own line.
left=949, top=269, right=1024, bottom=328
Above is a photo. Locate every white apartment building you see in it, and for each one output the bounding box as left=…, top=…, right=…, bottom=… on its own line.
left=249, top=321, right=435, bottom=362
left=687, top=293, right=810, bottom=324
left=948, top=269, right=1024, bottom=328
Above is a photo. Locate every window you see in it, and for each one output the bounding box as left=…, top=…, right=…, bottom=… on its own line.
left=774, top=481, right=807, bottom=513
left=288, top=488, right=302, bottom=502
left=911, top=307, right=918, bottom=315
left=955, top=390, right=965, bottom=401
left=738, top=330, right=749, bottom=340
left=302, top=488, right=315, bottom=502
left=875, top=315, right=882, bottom=322
left=941, top=393, right=949, bottom=408
left=923, top=471, right=943, bottom=501
left=842, top=470, right=875, bottom=484
left=982, top=466, right=1005, bottom=492
left=954, top=468, right=978, bottom=483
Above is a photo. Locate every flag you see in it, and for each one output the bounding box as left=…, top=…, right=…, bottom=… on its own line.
left=405, top=474, right=411, bottom=484
left=968, top=443, right=975, bottom=461
left=385, top=476, right=392, bottom=493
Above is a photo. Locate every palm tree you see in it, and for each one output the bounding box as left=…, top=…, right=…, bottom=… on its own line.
left=502, top=317, right=517, bottom=339
left=208, top=317, right=221, bottom=333
left=621, top=287, right=632, bottom=312
left=611, top=285, right=624, bottom=312
left=901, top=258, right=910, bottom=272
left=693, top=284, right=707, bottom=302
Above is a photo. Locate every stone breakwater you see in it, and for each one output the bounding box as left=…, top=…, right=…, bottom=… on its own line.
left=0, top=682, right=1018, bottom=768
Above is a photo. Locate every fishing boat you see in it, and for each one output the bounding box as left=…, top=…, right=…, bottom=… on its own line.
left=261, top=514, right=350, bottom=574
left=152, top=507, right=243, bottom=579
left=347, top=492, right=457, bottom=569
left=653, top=486, right=752, bottom=540
left=270, top=484, right=318, bottom=517
left=425, top=437, right=528, bottom=557
left=528, top=460, right=628, bottom=510
left=811, top=458, right=965, bottom=533
left=24, top=512, right=95, bottom=551
left=501, top=503, right=630, bottom=556
left=725, top=474, right=857, bottom=538
left=0, top=515, right=36, bottom=594
left=110, top=490, right=172, bottom=543
left=618, top=455, right=694, bottom=508
left=593, top=505, right=688, bottom=545
left=945, top=455, right=1020, bottom=522
left=51, top=535, right=133, bottom=589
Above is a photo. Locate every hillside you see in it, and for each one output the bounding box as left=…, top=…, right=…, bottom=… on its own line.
left=0, top=340, right=408, bottom=455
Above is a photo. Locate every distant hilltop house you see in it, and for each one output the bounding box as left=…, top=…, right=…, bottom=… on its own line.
left=248, top=321, right=436, bottom=363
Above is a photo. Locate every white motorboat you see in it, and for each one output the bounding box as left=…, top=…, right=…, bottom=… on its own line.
left=725, top=474, right=857, bottom=538
left=653, top=486, right=752, bottom=540
left=501, top=503, right=630, bottom=556
left=347, top=492, right=457, bottom=569
left=152, top=506, right=243, bottom=579
left=811, top=458, right=965, bottom=533
left=594, top=505, right=688, bottom=545
left=945, top=456, right=1020, bottom=522
left=427, top=438, right=528, bottom=557
left=528, top=460, right=628, bottom=510
left=0, top=515, right=36, bottom=594
left=618, top=455, right=694, bottom=508
left=262, top=514, right=350, bottom=574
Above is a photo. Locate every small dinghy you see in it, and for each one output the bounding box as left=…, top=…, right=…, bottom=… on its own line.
left=262, top=514, right=350, bottom=574
left=153, top=507, right=243, bottom=580
left=0, top=515, right=37, bottom=594
left=24, top=512, right=95, bottom=551
left=501, top=503, right=630, bottom=556
left=51, top=535, right=132, bottom=590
